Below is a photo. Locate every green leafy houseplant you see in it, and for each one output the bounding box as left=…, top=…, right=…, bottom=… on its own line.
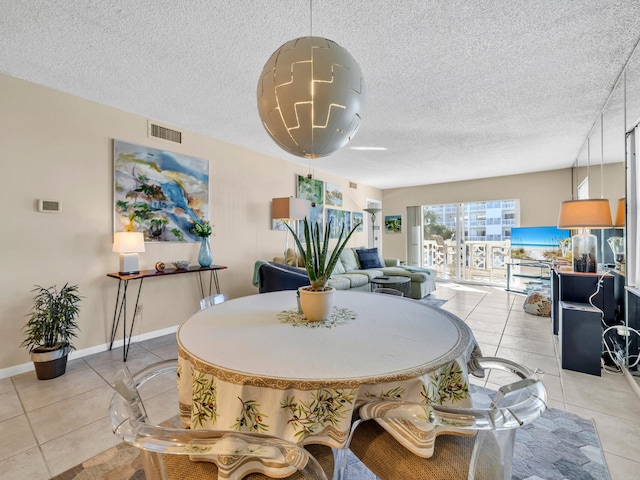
left=193, top=219, right=212, bottom=237
left=286, top=218, right=361, bottom=291
left=22, top=283, right=81, bottom=353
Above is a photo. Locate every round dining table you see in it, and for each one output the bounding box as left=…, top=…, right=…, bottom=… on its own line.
left=177, top=290, right=480, bottom=461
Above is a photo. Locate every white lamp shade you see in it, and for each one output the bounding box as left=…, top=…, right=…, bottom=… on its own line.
left=257, top=36, right=366, bottom=158
left=557, top=199, right=612, bottom=229
left=272, top=197, right=311, bottom=220
left=112, top=232, right=145, bottom=253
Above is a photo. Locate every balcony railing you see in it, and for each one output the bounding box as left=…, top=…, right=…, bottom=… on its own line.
left=423, top=239, right=511, bottom=283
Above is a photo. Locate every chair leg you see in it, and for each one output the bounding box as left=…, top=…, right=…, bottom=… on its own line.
left=468, top=430, right=515, bottom=480
left=331, top=447, right=348, bottom=480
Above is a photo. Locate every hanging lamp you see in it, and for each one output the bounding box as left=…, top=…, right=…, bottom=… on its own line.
left=257, top=33, right=365, bottom=158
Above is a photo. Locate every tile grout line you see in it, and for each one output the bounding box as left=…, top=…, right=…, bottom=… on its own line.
left=9, top=375, right=53, bottom=479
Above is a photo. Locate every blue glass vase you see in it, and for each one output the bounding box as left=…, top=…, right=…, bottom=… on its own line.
left=198, top=237, right=212, bottom=267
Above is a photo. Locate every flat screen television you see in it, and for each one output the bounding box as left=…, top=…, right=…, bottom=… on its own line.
left=510, top=226, right=570, bottom=261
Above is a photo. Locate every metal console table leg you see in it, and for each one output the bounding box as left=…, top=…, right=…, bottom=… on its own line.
left=109, top=278, right=144, bottom=362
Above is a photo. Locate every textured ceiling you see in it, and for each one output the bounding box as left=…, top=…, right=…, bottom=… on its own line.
left=2, top=1, right=640, bottom=189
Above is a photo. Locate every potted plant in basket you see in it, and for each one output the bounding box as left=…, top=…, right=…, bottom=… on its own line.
left=22, top=283, right=81, bottom=380
left=286, top=217, right=360, bottom=321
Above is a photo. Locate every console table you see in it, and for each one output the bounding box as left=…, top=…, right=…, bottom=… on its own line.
left=506, top=261, right=551, bottom=293
left=107, top=265, right=227, bottom=361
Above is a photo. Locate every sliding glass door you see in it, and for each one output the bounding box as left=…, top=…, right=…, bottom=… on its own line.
left=422, top=200, right=518, bottom=285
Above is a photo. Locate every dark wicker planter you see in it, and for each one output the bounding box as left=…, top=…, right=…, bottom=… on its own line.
left=31, top=345, right=70, bottom=380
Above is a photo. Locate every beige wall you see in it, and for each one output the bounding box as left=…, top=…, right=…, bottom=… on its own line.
left=1, top=72, right=626, bottom=375
left=380, top=166, right=625, bottom=261
left=0, top=74, right=381, bottom=374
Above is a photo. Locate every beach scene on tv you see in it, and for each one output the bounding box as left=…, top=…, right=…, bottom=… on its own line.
left=509, top=226, right=571, bottom=261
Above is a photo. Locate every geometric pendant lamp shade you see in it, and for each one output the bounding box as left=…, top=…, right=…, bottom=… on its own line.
left=257, top=36, right=366, bottom=158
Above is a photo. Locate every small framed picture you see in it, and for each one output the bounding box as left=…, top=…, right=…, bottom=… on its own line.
left=385, top=215, right=402, bottom=233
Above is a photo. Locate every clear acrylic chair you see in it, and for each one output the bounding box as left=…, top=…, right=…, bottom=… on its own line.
left=199, top=293, right=228, bottom=310
left=348, top=357, right=547, bottom=480
left=374, top=287, right=404, bottom=296
left=110, top=359, right=332, bottom=480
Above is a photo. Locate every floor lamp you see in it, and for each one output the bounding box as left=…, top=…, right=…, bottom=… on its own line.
left=272, top=197, right=311, bottom=264
left=363, top=208, right=382, bottom=249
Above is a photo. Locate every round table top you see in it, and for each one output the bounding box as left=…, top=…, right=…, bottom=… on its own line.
left=177, top=290, right=473, bottom=387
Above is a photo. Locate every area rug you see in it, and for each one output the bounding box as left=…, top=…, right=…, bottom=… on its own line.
left=52, top=393, right=610, bottom=480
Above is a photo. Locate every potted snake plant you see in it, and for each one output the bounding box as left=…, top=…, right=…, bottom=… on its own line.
left=22, top=283, right=81, bottom=380
left=286, top=217, right=360, bottom=321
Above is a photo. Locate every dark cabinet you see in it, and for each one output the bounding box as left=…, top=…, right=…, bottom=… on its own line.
left=551, top=269, right=625, bottom=376
left=551, top=269, right=624, bottom=335
left=559, top=302, right=603, bottom=376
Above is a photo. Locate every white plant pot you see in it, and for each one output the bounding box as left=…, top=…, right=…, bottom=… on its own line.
left=298, top=286, right=335, bottom=322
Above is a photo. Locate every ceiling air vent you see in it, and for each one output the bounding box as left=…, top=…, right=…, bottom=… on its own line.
left=149, top=123, right=182, bottom=144
left=349, top=181, right=358, bottom=189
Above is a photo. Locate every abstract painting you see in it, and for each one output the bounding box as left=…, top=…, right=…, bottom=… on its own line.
left=352, top=212, right=364, bottom=232
left=113, top=140, right=209, bottom=242
left=326, top=209, right=351, bottom=238
left=385, top=215, right=402, bottom=233
left=325, top=182, right=343, bottom=206
left=297, top=175, right=324, bottom=235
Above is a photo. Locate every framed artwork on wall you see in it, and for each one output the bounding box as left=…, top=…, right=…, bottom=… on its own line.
left=297, top=175, right=324, bottom=234
left=113, top=140, right=209, bottom=242
left=326, top=209, right=351, bottom=238
left=325, top=182, right=343, bottom=206
left=272, top=219, right=289, bottom=231
left=385, top=215, right=402, bottom=233
left=352, top=212, right=364, bottom=232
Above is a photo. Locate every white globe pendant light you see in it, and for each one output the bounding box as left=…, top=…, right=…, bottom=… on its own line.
left=257, top=36, right=365, bottom=158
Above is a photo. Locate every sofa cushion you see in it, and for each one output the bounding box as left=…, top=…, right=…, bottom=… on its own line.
left=334, top=273, right=369, bottom=288
left=327, top=276, right=352, bottom=290
left=382, top=267, right=428, bottom=282
left=340, top=248, right=360, bottom=272
left=331, top=255, right=346, bottom=275
left=347, top=269, right=385, bottom=281
left=284, top=248, right=305, bottom=267
left=356, top=247, right=384, bottom=269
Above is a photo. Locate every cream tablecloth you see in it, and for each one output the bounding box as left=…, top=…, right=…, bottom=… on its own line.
left=177, top=290, right=480, bottom=459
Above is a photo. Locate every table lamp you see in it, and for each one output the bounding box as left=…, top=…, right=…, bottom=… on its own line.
left=614, top=197, right=625, bottom=228
left=113, top=231, right=145, bottom=274
left=272, top=197, right=311, bottom=262
left=558, top=199, right=612, bottom=272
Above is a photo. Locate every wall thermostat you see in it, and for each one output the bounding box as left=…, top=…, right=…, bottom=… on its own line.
left=38, top=199, right=62, bottom=213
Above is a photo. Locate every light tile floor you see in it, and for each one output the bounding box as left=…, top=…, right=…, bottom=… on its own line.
left=1, top=283, right=639, bottom=479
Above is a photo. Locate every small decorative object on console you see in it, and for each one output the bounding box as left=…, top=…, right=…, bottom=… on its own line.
left=155, top=262, right=165, bottom=271
left=173, top=260, right=190, bottom=270
left=192, top=219, right=213, bottom=267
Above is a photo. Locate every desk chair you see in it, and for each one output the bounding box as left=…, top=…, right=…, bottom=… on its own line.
left=110, top=359, right=333, bottom=479
left=348, top=357, right=547, bottom=480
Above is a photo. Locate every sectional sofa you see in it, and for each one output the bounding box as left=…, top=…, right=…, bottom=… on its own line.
left=254, top=247, right=436, bottom=299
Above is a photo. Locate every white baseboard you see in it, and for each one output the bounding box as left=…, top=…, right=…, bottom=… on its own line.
left=0, top=326, right=178, bottom=380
